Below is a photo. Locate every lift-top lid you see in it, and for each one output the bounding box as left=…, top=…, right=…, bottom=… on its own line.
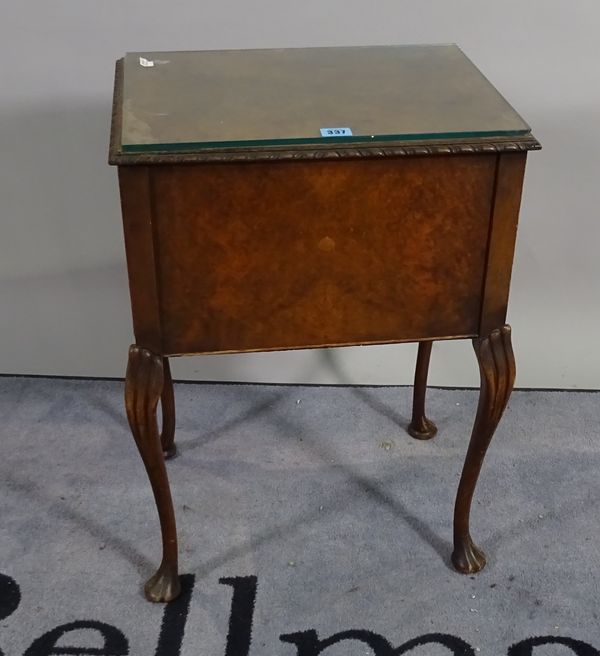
left=110, top=44, right=540, bottom=163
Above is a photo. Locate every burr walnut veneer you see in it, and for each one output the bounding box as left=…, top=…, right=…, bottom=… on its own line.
left=109, top=45, right=540, bottom=602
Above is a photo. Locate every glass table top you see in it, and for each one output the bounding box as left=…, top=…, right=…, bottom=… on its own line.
left=119, top=44, right=531, bottom=153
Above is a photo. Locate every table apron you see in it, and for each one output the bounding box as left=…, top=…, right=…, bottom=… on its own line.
left=118, top=152, right=527, bottom=355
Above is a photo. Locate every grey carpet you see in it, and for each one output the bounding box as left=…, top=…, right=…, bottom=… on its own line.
left=0, top=377, right=599, bottom=655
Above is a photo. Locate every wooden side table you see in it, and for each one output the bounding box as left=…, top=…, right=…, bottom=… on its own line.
left=109, top=45, right=540, bottom=602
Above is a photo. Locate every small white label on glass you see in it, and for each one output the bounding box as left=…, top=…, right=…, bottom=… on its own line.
left=139, top=57, right=155, bottom=67
left=320, top=127, right=353, bottom=137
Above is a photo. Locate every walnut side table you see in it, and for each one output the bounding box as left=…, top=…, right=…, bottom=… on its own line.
left=109, top=45, right=540, bottom=602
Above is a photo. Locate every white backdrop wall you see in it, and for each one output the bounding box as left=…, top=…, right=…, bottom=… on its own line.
left=1, top=0, right=599, bottom=388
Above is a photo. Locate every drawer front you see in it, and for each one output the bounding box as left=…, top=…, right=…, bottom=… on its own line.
left=151, top=155, right=496, bottom=354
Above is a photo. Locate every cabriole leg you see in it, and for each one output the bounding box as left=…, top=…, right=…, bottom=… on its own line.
left=407, top=341, right=438, bottom=440
left=125, top=345, right=181, bottom=602
left=452, top=325, right=515, bottom=574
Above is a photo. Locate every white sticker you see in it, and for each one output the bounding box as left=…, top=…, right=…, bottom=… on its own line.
left=139, top=57, right=155, bottom=67
left=320, top=127, right=353, bottom=137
